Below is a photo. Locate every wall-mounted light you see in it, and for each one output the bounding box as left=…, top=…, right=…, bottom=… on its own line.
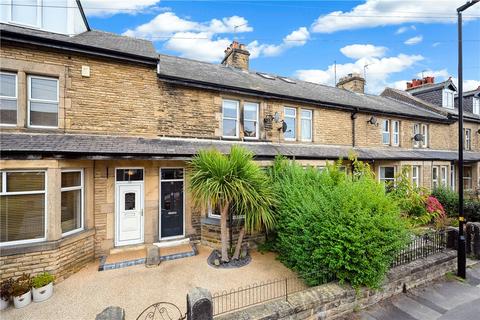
left=367, top=116, right=378, bottom=126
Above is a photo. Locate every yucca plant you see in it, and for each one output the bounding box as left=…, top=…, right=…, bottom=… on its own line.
left=189, top=145, right=275, bottom=262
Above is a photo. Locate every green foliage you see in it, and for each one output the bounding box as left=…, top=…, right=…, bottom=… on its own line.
left=0, top=278, right=14, bottom=301
left=431, top=187, right=459, bottom=217
left=32, top=272, right=54, bottom=289
left=268, top=156, right=410, bottom=289
left=465, top=200, right=480, bottom=222
left=11, top=274, right=31, bottom=297
left=188, top=145, right=276, bottom=234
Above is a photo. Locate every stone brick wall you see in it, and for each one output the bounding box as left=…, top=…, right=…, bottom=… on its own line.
left=200, top=220, right=265, bottom=249
left=0, top=230, right=95, bottom=283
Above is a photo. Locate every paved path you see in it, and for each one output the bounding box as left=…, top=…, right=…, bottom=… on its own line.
left=359, top=263, right=480, bottom=320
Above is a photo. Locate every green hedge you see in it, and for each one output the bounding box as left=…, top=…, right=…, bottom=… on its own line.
left=268, top=158, right=410, bottom=289
left=432, top=187, right=480, bottom=222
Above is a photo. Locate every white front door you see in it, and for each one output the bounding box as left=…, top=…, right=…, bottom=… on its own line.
left=115, top=183, right=144, bottom=246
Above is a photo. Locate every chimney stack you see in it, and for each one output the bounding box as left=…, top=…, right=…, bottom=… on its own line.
left=406, top=76, right=435, bottom=90
left=221, top=41, right=250, bottom=71
left=336, top=73, right=365, bottom=94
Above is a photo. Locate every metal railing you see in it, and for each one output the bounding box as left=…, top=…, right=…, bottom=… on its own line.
left=391, top=230, right=447, bottom=268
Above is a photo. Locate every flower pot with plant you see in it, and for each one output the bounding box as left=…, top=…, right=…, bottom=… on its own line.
left=12, top=274, right=32, bottom=309
left=0, top=278, right=14, bottom=310
left=32, top=272, right=54, bottom=302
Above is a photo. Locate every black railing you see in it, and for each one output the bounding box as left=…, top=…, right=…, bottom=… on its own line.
left=391, top=230, right=447, bottom=268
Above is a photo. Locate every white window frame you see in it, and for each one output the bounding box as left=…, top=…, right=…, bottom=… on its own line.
left=432, top=166, right=439, bottom=189
left=382, top=120, right=390, bottom=145
left=412, top=166, right=420, bottom=187
left=421, top=124, right=429, bottom=148
left=222, top=99, right=239, bottom=138
left=450, top=164, right=455, bottom=191
left=243, top=102, right=259, bottom=140
left=442, top=89, right=454, bottom=109
left=392, top=120, right=400, bottom=146
left=474, top=97, right=480, bottom=115
left=413, top=123, right=421, bottom=148
left=27, top=75, right=59, bottom=129
left=61, top=169, right=84, bottom=237
left=464, top=166, right=473, bottom=190
left=0, top=71, right=17, bottom=126
left=8, top=0, right=43, bottom=29
left=0, top=170, right=47, bottom=246
left=284, top=107, right=296, bottom=141
left=300, top=109, right=313, bottom=142
left=379, top=166, right=396, bottom=187
left=440, top=166, right=448, bottom=187
left=464, top=128, right=472, bottom=151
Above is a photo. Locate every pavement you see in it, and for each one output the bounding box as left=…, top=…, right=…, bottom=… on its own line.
left=357, top=263, right=480, bottom=320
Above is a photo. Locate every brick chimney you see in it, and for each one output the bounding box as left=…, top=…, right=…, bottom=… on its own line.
left=406, top=76, right=435, bottom=90
left=336, top=73, right=365, bottom=94
left=221, top=41, right=250, bottom=70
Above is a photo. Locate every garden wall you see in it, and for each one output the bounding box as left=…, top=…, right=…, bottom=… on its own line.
left=215, top=250, right=457, bottom=320
left=200, top=218, right=265, bottom=249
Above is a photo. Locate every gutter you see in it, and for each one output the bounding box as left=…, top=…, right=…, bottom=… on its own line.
left=158, top=74, right=453, bottom=124
left=0, top=31, right=159, bottom=66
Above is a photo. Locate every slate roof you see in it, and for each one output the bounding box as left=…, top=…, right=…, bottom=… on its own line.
left=382, top=87, right=480, bottom=122
left=2, top=133, right=479, bottom=161
left=157, top=54, right=449, bottom=122
left=0, top=23, right=158, bottom=63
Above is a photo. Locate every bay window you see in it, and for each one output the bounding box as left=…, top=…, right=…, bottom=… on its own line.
left=450, top=165, right=455, bottom=191
left=464, top=166, right=473, bottom=190
left=0, top=72, right=17, bottom=125
left=28, top=75, right=59, bottom=128
left=222, top=99, right=239, bottom=138
left=432, top=166, right=439, bottom=189
left=284, top=107, right=296, bottom=140
left=61, top=170, right=84, bottom=236
left=412, top=166, right=420, bottom=187
left=379, top=166, right=395, bottom=191
left=440, top=166, right=448, bottom=187
left=243, top=102, right=259, bottom=139
left=382, top=120, right=390, bottom=145
left=301, top=109, right=312, bottom=142
left=0, top=171, right=46, bottom=245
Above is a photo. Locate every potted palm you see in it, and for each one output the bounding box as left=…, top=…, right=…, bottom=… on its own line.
left=32, top=272, right=55, bottom=302
left=0, top=278, right=13, bottom=310
left=12, top=274, right=32, bottom=309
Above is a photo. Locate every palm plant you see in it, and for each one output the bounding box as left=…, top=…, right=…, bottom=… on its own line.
left=189, top=145, right=275, bottom=262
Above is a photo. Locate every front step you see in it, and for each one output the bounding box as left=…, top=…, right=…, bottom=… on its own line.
left=109, top=244, right=146, bottom=255
left=153, top=238, right=190, bottom=248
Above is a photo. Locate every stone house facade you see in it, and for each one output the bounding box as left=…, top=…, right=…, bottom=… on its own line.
left=1, top=2, right=479, bottom=282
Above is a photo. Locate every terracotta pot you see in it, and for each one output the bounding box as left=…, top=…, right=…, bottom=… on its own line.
left=32, top=282, right=53, bottom=302
left=13, top=290, right=31, bottom=309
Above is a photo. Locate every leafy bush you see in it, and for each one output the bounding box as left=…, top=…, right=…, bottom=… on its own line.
left=431, top=187, right=459, bottom=217
left=32, top=272, right=54, bottom=289
left=268, top=157, right=410, bottom=289
left=0, top=278, right=14, bottom=301
left=466, top=200, right=480, bottom=222
left=11, top=274, right=31, bottom=297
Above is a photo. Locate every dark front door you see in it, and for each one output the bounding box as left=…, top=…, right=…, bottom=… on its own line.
left=160, top=169, right=184, bottom=239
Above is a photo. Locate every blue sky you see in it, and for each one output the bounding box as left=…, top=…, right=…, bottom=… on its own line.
left=84, top=0, right=479, bottom=94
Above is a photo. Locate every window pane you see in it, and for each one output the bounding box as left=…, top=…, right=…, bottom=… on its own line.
left=244, top=120, right=257, bottom=138
left=0, top=194, right=45, bottom=242
left=1, top=74, right=16, bottom=97
left=62, top=172, right=81, bottom=188
left=285, top=108, right=295, bottom=117
left=124, top=192, right=136, bottom=211
left=284, top=116, right=295, bottom=139
left=382, top=132, right=390, bottom=144
left=31, top=78, right=58, bottom=101
left=161, top=169, right=183, bottom=180
left=301, top=119, right=311, bottom=140
left=223, top=100, right=238, bottom=118
left=30, top=102, right=58, bottom=127
left=380, top=167, right=395, bottom=179
left=223, top=119, right=237, bottom=137
left=12, top=0, right=37, bottom=26
left=301, top=110, right=311, bottom=119
left=43, top=0, right=67, bottom=33
left=244, top=103, right=258, bottom=121
left=6, top=172, right=45, bottom=192
left=61, top=189, right=82, bottom=233
left=0, top=99, right=17, bottom=124
left=116, top=169, right=143, bottom=181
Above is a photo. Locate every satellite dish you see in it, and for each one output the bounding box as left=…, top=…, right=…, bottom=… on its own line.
left=413, top=133, right=424, bottom=142
left=367, top=116, right=377, bottom=125
left=273, top=112, right=280, bottom=123
left=281, top=121, right=288, bottom=133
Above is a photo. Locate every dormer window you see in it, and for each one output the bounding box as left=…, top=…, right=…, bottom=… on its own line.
left=473, top=97, right=480, bottom=115
left=442, top=89, right=454, bottom=109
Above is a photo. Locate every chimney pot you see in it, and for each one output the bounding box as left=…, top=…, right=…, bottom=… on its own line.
left=336, top=73, right=365, bottom=94
left=221, top=41, right=250, bottom=70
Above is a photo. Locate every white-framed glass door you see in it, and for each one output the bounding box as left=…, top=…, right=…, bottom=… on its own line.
left=159, top=168, right=185, bottom=240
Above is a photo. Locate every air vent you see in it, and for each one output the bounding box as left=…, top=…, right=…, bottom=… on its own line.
left=278, top=76, right=295, bottom=84
left=257, top=72, right=276, bottom=80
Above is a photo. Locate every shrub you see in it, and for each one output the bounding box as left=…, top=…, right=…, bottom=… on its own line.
left=268, top=157, right=410, bottom=289
left=0, top=278, right=14, bottom=301
left=431, top=187, right=459, bottom=217
left=465, top=200, right=480, bottom=222
left=11, top=274, right=31, bottom=297
left=32, top=272, right=54, bottom=289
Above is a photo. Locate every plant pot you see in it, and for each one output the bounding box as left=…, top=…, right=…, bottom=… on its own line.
left=13, top=291, right=31, bottom=309
left=32, top=282, right=53, bottom=302
left=0, top=298, right=9, bottom=310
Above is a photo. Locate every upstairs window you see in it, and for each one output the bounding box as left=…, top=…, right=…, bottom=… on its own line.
left=474, top=97, right=480, bottom=115
left=222, top=99, right=239, bottom=138
left=300, top=109, right=312, bottom=142
left=382, top=120, right=390, bottom=145
left=0, top=72, right=17, bottom=125
left=392, top=120, right=400, bottom=146
left=442, top=89, right=454, bottom=109
left=464, top=128, right=472, bottom=150
left=413, top=123, right=421, bottom=148
left=28, top=75, right=59, bottom=128
left=421, top=124, right=429, bottom=148
left=243, top=102, right=259, bottom=139
left=284, top=107, right=296, bottom=141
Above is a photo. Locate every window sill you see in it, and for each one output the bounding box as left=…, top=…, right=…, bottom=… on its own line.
left=0, top=228, right=95, bottom=257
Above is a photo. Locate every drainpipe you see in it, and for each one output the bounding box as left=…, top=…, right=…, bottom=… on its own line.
left=351, top=108, right=359, bottom=147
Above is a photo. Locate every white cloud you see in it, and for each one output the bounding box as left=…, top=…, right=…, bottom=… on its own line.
left=311, top=0, right=480, bottom=33
left=416, top=69, right=450, bottom=79
left=395, top=25, right=416, bottom=34
left=340, top=44, right=387, bottom=59
left=164, top=32, right=231, bottom=62
left=82, top=0, right=161, bottom=17
left=404, top=35, right=423, bottom=45
left=452, top=79, right=480, bottom=92
left=247, top=27, right=310, bottom=58
left=295, top=50, right=424, bottom=94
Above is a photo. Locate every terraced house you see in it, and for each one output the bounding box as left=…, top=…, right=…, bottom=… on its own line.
left=0, top=1, right=479, bottom=281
